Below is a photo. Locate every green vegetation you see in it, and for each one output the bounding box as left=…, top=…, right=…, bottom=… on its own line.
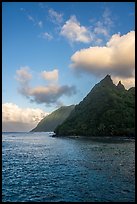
left=55, top=75, right=135, bottom=137
left=31, top=105, right=75, bottom=132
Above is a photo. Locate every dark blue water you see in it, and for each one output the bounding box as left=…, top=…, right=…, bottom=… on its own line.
left=2, top=132, right=135, bottom=202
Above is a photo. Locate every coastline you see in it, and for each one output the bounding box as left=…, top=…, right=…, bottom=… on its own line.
left=52, top=134, right=135, bottom=142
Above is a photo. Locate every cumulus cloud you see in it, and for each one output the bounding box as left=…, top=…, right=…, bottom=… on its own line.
left=16, top=67, right=76, bottom=105
left=60, top=9, right=113, bottom=45
left=16, top=66, right=32, bottom=97
left=60, top=15, right=92, bottom=43
left=70, top=31, right=135, bottom=89
left=112, top=76, right=135, bottom=89
left=2, top=103, right=48, bottom=132
left=41, top=69, right=58, bottom=81
left=48, top=8, right=63, bottom=25
left=16, top=66, right=32, bottom=83
left=21, top=84, right=76, bottom=105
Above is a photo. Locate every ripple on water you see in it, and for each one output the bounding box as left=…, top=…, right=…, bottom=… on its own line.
left=2, top=133, right=135, bottom=202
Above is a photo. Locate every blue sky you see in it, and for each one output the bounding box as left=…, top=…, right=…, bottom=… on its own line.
left=2, top=2, right=135, bottom=131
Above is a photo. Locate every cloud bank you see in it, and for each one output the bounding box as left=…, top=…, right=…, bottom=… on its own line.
left=25, top=84, right=76, bottom=104
left=70, top=31, right=135, bottom=88
left=2, top=103, right=48, bottom=132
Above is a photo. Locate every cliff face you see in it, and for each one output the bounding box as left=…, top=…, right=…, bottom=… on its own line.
left=31, top=105, right=75, bottom=132
left=55, top=75, right=135, bottom=137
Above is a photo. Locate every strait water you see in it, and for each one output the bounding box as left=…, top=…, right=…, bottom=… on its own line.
left=2, top=132, right=135, bottom=202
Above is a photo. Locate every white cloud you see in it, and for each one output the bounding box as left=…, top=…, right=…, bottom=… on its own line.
left=2, top=103, right=48, bottom=132
left=41, top=69, right=58, bottom=81
left=103, top=8, right=113, bottom=27
left=41, top=32, right=53, bottom=40
left=112, top=76, right=135, bottom=89
left=94, top=21, right=109, bottom=36
left=48, top=8, right=63, bottom=25
left=16, top=66, right=32, bottom=83
left=93, top=8, right=113, bottom=40
left=70, top=31, right=135, bottom=89
left=24, top=84, right=76, bottom=105
left=15, top=67, right=76, bottom=105
left=60, top=15, right=92, bottom=43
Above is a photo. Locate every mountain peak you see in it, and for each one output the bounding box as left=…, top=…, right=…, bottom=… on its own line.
left=98, top=74, right=114, bottom=87
left=117, top=81, right=125, bottom=91
left=55, top=75, right=135, bottom=137
left=105, top=74, right=111, bottom=78
left=103, top=74, right=112, bottom=81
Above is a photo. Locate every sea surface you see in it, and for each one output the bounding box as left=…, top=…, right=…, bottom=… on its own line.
left=2, top=132, right=135, bottom=202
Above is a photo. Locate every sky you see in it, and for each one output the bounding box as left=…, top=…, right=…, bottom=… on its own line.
left=2, top=2, right=135, bottom=132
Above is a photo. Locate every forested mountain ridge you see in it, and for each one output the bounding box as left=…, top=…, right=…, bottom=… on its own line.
left=31, top=105, right=75, bottom=132
left=55, top=75, right=135, bottom=137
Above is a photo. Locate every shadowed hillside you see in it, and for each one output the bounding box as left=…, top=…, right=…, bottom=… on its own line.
left=55, top=75, right=135, bottom=137
left=31, top=105, right=75, bottom=132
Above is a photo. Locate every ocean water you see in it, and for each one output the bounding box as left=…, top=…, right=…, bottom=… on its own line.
left=2, top=132, right=135, bottom=202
